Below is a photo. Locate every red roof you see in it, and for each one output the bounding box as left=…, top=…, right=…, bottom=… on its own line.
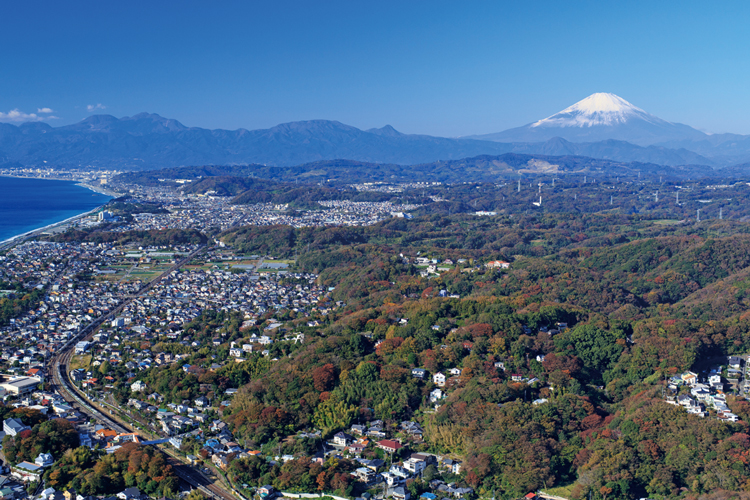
left=377, top=439, right=403, bottom=450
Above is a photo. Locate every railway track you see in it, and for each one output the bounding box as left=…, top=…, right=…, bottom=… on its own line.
left=47, top=245, right=242, bottom=500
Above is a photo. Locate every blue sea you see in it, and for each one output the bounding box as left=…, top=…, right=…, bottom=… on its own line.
left=0, top=177, right=112, bottom=242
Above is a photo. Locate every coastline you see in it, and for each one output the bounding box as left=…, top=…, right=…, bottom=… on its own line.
left=0, top=205, right=105, bottom=249
left=0, top=177, right=117, bottom=250
left=0, top=174, right=123, bottom=198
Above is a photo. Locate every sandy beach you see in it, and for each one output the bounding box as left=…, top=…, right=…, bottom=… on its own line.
left=0, top=177, right=117, bottom=250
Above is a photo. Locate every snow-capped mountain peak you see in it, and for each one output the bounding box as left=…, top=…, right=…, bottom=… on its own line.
left=531, top=92, right=665, bottom=128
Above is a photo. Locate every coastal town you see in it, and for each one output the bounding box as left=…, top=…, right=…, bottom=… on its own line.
left=1, top=168, right=749, bottom=500
left=0, top=233, right=481, bottom=500
left=0, top=171, right=491, bottom=500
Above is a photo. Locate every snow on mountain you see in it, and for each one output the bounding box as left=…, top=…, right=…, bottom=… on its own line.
left=474, top=93, right=708, bottom=146
left=530, top=93, right=665, bottom=128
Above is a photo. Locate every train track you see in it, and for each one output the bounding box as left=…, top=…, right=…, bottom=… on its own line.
left=48, top=245, right=242, bottom=500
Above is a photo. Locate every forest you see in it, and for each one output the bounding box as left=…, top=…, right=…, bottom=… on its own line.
left=42, top=443, right=179, bottom=497
left=206, top=211, right=750, bottom=499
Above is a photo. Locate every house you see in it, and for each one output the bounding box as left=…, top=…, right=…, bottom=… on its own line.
left=195, top=396, right=209, bottom=408
left=511, top=374, right=524, bottom=382
left=677, top=394, right=696, bottom=408
left=485, top=260, right=510, bottom=269
left=382, top=472, right=401, bottom=487
left=116, top=488, right=143, bottom=500
left=364, top=458, right=385, bottom=471
left=3, top=418, right=30, bottom=436
left=392, top=487, right=410, bottom=500
left=11, top=461, right=42, bottom=481
left=347, top=442, right=367, bottom=455
left=258, top=485, right=276, bottom=499
left=429, top=388, right=443, bottom=403
left=351, top=424, right=366, bottom=435
left=96, top=428, right=118, bottom=441
left=433, top=372, right=446, bottom=387
left=728, top=356, right=743, bottom=369
left=411, top=368, right=427, bottom=379
left=130, top=380, right=146, bottom=392
left=377, top=439, right=403, bottom=453
left=404, top=456, right=427, bottom=474
left=355, top=467, right=376, bottom=483
left=681, top=371, right=698, bottom=386
left=35, top=453, right=54, bottom=467
left=448, top=368, right=461, bottom=376
left=401, top=421, right=423, bottom=436
left=212, top=453, right=231, bottom=470
left=442, top=458, right=462, bottom=474
left=333, top=432, right=353, bottom=446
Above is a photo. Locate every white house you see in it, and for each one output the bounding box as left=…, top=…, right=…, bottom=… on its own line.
left=131, top=380, right=147, bottom=392
left=433, top=372, right=446, bottom=387
left=35, top=453, right=54, bottom=467
left=429, top=388, right=444, bottom=403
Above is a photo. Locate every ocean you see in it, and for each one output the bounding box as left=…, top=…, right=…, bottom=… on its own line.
left=0, top=176, right=112, bottom=243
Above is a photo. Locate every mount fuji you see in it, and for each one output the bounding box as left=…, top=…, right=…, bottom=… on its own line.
left=474, top=93, right=708, bottom=146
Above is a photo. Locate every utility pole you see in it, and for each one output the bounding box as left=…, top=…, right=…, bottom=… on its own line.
left=676, top=191, right=679, bottom=204
left=654, top=191, right=659, bottom=202
left=517, top=179, right=521, bottom=193
left=697, top=209, right=701, bottom=222
left=610, top=195, right=613, bottom=205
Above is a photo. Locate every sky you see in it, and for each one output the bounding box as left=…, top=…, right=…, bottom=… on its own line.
left=2, top=1, right=750, bottom=136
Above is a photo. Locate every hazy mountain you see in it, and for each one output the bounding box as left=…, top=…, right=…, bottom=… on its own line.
left=505, top=137, right=714, bottom=166
left=0, top=106, right=737, bottom=170
left=117, top=154, right=715, bottom=186
left=474, top=93, right=709, bottom=146
left=0, top=114, right=521, bottom=169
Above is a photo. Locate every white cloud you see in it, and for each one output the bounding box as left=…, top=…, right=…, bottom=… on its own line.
left=0, top=109, right=60, bottom=123
left=87, top=103, right=106, bottom=112
left=0, top=109, right=44, bottom=123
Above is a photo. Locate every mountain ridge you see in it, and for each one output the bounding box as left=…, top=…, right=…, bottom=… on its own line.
left=0, top=101, right=748, bottom=170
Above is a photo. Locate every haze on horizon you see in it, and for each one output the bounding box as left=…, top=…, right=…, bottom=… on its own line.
left=2, top=0, right=750, bottom=137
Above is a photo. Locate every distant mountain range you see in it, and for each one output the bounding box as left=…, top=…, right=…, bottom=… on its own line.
left=2, top=93, right=750, bottom=171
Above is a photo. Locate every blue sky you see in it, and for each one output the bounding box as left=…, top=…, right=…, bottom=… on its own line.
left=2, top=1, right=750, bottom=136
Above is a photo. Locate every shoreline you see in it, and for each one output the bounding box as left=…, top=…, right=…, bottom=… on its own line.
left=0, top=174, right=123, bottom=198
left=0, top=177, right=118, bottom=250
left=0, top=206, right=105, bottom=249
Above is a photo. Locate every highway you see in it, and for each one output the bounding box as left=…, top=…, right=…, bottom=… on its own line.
left=47, top=245, right=243, bottom=500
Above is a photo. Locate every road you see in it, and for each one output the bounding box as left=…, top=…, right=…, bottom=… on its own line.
left=47, top=245, right=243, bottom=500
